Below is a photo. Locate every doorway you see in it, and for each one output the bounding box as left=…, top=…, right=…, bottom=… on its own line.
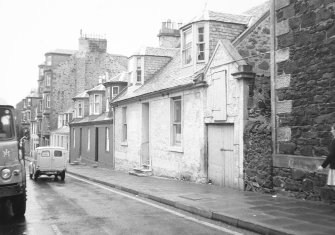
left=95, top=127, right=99, bottom=162
left=141, top=103, right=150, bottom=166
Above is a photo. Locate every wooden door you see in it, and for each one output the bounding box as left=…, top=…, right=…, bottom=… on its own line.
left=208, top=124, right=236, bottom=188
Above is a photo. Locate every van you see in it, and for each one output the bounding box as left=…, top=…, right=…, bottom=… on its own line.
left=0, top=100, right=26, bottom=217
left=29, top=146, right=68, bottom=181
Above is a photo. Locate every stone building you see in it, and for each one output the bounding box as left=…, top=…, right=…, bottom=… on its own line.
left=271, top=0, right=335, bottom=200
left=69, top=82, right=113, bottom=168
left=111, top=4, right=270, bottom=189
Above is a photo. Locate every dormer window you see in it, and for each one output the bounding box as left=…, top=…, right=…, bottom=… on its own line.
left=94, top=94, right=101, bottom=114
left=77, top=101, right=83, bottom=117
left=112, top=86, right=119, bottom=98
left=136, top=57, right=142, bottom=83
left=27, top=98, right=32, bottom=107
left=182, top=27, right=192, bottom=65
left=197, top=26, right=205, bottom=62
left=46, top=56, right=52, bottom=66
left=46, top=74, right=51, bottom=86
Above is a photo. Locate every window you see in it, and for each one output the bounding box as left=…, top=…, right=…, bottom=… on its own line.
left=54, top=150, right=62, bottom=157
left=87, top=128, right=90, bottom=151
left=0, top=108, right=14, bottom=140
left=58, top=115, right=63, bottom=127
left=73, top=129, right=76, bottom=147
left=39, top=100, right=43, bottom=111
left=136, top=57, right=142, bottom=83
left=182, top=28, right=192, bottom=65
left=46, top=74, right=51, bottom=86
left=26, top=111, right=31, bottom=121
left=94, top=94, right=100, bottom=114
left=122, top=107, right=127, bottom=142
left=77, top=101, right=83, bottom=117
left=105, top=127, right=110, bottom=151
left=27, top=98, right=32, bottom=107
left=39, top=68, right=44, bottom=76
left=41, top=151, right=50, bottom=157
left=112, top=86, right=119, bottom=98
left=46, top=94, right=50, bottom=108
left=106, top=88, right=110, bottom=112
left=23, top=100, right=27, bottom=108
left=197, top=26, right=205, bottom=61
left=171, top=97, right=182, bottom=146
left=46, top=56, right=52, bottom=66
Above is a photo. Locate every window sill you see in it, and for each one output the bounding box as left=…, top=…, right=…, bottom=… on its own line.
left=121, top=141, right=128, bottom=147
left=169, top=146, right=183, bottom=153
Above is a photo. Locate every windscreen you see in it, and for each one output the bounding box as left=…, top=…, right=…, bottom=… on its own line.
left=0, top=107, right=14, bottom=141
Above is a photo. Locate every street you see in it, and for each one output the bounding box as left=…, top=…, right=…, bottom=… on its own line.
left=0, top=170, right=257, bottom=235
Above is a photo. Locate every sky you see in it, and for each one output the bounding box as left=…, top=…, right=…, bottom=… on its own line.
left=0, top=0, right=268, bottom=106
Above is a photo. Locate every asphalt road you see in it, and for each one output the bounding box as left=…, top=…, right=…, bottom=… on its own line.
left=0, top=172, right=258, bottom=235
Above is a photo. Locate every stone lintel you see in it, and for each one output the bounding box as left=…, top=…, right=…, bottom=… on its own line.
left=273, top=154, right=327, bottom=172
left=275, top=48, right=290, bottom=63
left=275, top=0, right=290, bottom=11
left=276, top=19, right=289, bottom=36
left=276, top=100, right=292, bottom=114
left=277, top=127, right=291, bottom=141
left=275, top=74, right=291, bottom=89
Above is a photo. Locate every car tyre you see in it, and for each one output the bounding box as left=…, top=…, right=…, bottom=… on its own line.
left=60, top=170, right=65, bottom=181
left=11, top=190, right=26, bottom=217
left=33, top=170, right=39, bottom=181
left=29, top=173, right=33, bottom=179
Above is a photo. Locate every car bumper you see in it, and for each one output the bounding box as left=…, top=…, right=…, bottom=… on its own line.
left=0, top=183, right=25, bottom=199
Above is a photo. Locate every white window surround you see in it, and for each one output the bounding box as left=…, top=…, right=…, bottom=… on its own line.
left=46, top=74, right=51, bottom=86
left=93, top=94, right=101, bottom=115
left=105, top=127, right=110, bottom=151
left=77, top=101, right=83, bottom=117
left=112, top=86, right=119, bottom=98
left=170, top=96, right=183, bottom=152
left=136, top=57, right=142, bottom=83
left=197, top=24, right=205, bottom=62
left=182, top=27, right=192, bottom=66
left=46, top=95, right=50, bottom=108
left=121, top=107, right=127, bottom=144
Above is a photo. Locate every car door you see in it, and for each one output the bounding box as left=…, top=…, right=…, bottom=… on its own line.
left=39, top=150, right=51, bottom=170
left=52, top=149, right=65, bottom=170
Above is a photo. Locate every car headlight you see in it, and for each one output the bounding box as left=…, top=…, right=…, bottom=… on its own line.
left=1, top=168, right=11, bottom=180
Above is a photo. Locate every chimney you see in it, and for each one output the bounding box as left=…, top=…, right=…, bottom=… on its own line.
left=157, top=19, right=181, bottom=48
left=79, top=32, right=107, bottom=53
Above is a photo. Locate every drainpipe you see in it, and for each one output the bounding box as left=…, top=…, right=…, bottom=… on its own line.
left=270, top=0, right=277, bottom=154
left=112, top=106, right=116, bottom=169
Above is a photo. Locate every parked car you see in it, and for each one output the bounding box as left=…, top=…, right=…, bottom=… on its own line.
left=29, top=146, right=68, bottom=181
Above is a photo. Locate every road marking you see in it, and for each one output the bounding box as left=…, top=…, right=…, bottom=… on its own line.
left=51, top=224, right=63, bottom=235
left=68, top=174, right=243, bottom=235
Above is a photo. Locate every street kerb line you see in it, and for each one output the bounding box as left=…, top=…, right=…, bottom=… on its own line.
left=68, top=174, right=243, bottom=235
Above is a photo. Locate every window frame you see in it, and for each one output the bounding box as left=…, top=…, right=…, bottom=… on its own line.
left=112, top=86, right=119, bottom=98
left=93, top=94, right=100, bottom=115
left=171, top=96, right=182, bottom=147
left=73, top=129, right=76, bottom=147
left=45, top=73, right=51, bottom=86
left=182, top=27, right=192, bottom=66
left=197, top=25, right=205, bottom=62
left=46, top=94, right=50, bottom=108
left=136, top=57, right=142, bottom=83
left=77, top=101, right=83, bottom=117
left=105, top=127, right=110, bottom=152
left=122, top=107, right=127, bottom=142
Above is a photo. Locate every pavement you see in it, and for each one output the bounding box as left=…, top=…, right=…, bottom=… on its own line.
left=63, top=163, right=335, bottom=235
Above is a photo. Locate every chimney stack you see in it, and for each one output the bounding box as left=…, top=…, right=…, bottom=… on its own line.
left=157, top=19, right=181, bottom=48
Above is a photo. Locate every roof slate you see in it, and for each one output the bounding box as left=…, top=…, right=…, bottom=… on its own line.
left=73, top=90, right=89, bottom=99
left=113, top=50, right=205, bottom=103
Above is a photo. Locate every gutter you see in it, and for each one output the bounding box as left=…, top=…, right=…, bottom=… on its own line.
left=111, top=82, right=207, bottom=106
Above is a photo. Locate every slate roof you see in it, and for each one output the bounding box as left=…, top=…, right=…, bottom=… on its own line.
left=45, top=49, right=77, bottom=55
left=70, top=112, right=112, bottom=125
left=108, top=72, right=129, bottom=83
left=73, top=90, right=89, bottom=99
left=113, top=50, right=205, bottom=103
left=87, top=83, right=105, bottom=93
left=51, top=125, right=69, bottom=134
left=132, top=46, right=178, bottom=57
left=182, top=10, right=251, bottom=29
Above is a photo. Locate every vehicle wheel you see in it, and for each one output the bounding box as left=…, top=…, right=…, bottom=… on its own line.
left=60, top=171, right=65, bottom=181
left=54, top=175, right=58, bottom=181
left=29, top=173, right=33, bottom=179
left=33, top=171, right=39, bottom=181
left=11, top=190, right=26, bottom=217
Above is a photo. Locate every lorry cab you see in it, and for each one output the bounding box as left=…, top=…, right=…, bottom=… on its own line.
left=0, top=99, right=26, bottom=217
left=29, top=146, right=68, bottom=181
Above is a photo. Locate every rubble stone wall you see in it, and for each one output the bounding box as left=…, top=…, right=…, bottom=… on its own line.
left=274, top=0, right=335, bottom=200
